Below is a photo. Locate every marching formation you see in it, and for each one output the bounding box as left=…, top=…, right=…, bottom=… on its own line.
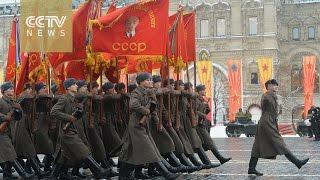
left=0, top=72, right=231, bottom=180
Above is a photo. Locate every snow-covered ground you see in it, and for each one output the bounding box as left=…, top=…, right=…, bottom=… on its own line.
left=210, top=126, right=300, bottom=138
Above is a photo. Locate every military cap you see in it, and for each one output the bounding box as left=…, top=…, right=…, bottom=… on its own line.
left=76, top=80, right=87, bottom=89
left=1, top=81, right=13, bottom=92
left=102, top=82, right=114, bottom=91
left=184, top=82, right=193, bottom=90
left=35, top=82, right=46, bottom=92
left=152, top=75, right=162, bottom=83
left=265, top=79, right=279, bottom=89
left=63, top=78, right=77, bottom=89
left=136, top=72, right=152, bottom=84
left=196, top=84, right=206, bottom=92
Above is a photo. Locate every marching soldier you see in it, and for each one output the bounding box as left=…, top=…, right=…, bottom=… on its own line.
left=119, top=73, right=180, bottom=180
left=0, top=82, right=33, bottom=179
left=50, top=78, right=109, bottom=179
left=15, top=83, right=48, bottom=178
left=248, top=79, right=309, bottom=176
left=183, top=82, right=218, bottom=169
left=149, top=76, right=190, bottom=174
left=195, top=84, right=231, bottom=165
left=87, top=81, right=118, bottom=177
left=48, top=83, right=61, bottom=152
left=163, top=79, right=201, bottom=171
left=102, top=82, right=123, bottom=157
left=115, top=83, right=130, bottom=138
left=34, top=82, right=55, bottom=172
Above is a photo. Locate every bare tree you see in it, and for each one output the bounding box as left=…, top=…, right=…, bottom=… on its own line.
left=212, top=70, right=228, bottom=125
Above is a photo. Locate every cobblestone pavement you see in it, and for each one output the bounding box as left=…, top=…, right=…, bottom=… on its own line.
left=143, top=137, right=320, bottom=180
left=1, top=137, right=319, bottom=179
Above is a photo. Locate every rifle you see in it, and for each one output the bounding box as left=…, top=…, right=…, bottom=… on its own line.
left=0, top=111, right=14, bottom=134
left=167, top=91, right=173, bottom=127
left=175, top=93, right=181, bottom=131
left=157, top=91, right=163, bottom=132
left=63, top=95, right=86, bottom=132
left=189, top=93, right=197, bottom=127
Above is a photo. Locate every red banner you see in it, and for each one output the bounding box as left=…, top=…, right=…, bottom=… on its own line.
left=48, top=0, right=101, bottom=69
left=16, top=54, right=29, bottom=95
left=5, top=18, right=18, bottom=81
left=183, top=12, right=195, bottom=62
left=227, top=59, right=242, bottom=122
left=92, top=0, right=169, bottom=57
left=303, top=56, right=316, bottom=117
left=168, top=11, right=187, bottom=71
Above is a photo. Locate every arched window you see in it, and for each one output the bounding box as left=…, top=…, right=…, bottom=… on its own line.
left=213, top=1, right=231, bottom=37
left=291, top=64, right=303, bottom=92
left=242, top=0, right=263, bottom=36
left=248, top=61, right=259, bottom=85
left=195, top=2, right=212, bottom=38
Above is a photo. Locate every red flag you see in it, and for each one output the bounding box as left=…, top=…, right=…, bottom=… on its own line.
left=106, top=2, right=117, bottom=14
left=5, top=18, right=18, bottom=81
left=48, top=0, right=101, bottom=69
left=183, top=12, right=195, bottom=62
left=16, top=54, right=29, bottom=95
left=92, top=0, right=169, bottom=57
left=28, top=52, right=43, bottom=82
left=303, top=56, right=316, bottom=117
left=168, top=11, right=187, bottom=72
left=52, top=63, right=66, bottom=94
left=227, top=59, right=242, bottom=122
left=65, top=61, right=87, bottom=80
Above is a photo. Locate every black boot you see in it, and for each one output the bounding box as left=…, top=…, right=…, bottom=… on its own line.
left=248, top=157, right=263, bottom=176
left=101, top=159, right=119, bottom=177
left=11, top=160, right=34, bottom=179
left=188, top=154, right=206, bottom=170
left=29, top=158, right=50, bottom=179
left=211, top=148, right=232, bottom=164
left=59, top=166, right=74, bottom=180
left=161, top=158, right=180, bottom=173
left=165, top=152, right=188, bottom=173
left=154, top=161, right=181, bottom=180
left=176, top=153, right=199, bottom=173
left=107, top=157, right=117, bottom=167
left=119, top=161, right=135, bottom=180
left=71, top=167, right=86, bottom=179
left=3, top=161, right=19, bottom=179
left=285, top=152, right=309, bottom=169
left=83, top=156, right=108, bottom=179
left=25, top=159, right=33, bottom=174
left=134, top=165, right=150, bottom=179
left=43, top=154, right=54, bottom=172
left=49, top=163, right=63, bottom=179
left=147, top=166, right=161, bottom=177
left=36, top=156, right=44, bottom=168
left=196, top=148, right=220, bottom=169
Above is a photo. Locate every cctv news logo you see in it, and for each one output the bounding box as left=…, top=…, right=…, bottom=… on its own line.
left=25, top=16, right=67, bottom=37
left=20, top=0, right=72, bottom=52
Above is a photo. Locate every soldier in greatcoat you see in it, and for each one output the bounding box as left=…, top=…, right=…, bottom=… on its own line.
left=118, top=73, right=180, bottom=180
left=33, top=82, right=55, bottom=172
left=162, top=79, right=200, bottom=172
left=15, top=83, right=48, bottom=178
left=182, top=82, right=218, bottom=169
left=149, top=76, right=191, bottom=174
left=102, top=82, right=123, bottom=157
left=50, top=78, right=108, bottom=179
left=115, top=83, right=130, bottom=138
left=195, top=84, right=231, bottom=165
left=248, top=79, right=309, bottom=176
left=0, top=82, right=33, bottom=179
left=86, top=81, right=118, bottom=178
